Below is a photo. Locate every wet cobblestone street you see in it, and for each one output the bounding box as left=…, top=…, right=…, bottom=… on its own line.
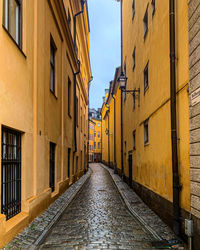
left=39, top=164, right=154, bottom=249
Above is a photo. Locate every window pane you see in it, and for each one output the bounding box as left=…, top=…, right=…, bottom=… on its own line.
left=50, top=66, right=54, bottom=92
left=4, top=0, right=9, bottom=29
left=9, top=0, right=20, bottom=44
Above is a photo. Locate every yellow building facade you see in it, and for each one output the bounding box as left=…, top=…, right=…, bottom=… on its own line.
left=102, top=69, right=122, bottom=173
left=89, top=117, right=102, bottom=162
left=102, top=0, right=190, bottom=238
left=122, top=0, right=190, bottom=236
left=0, top=0, right=91, bottom=247
left=89, top=119, right=95, bottom=162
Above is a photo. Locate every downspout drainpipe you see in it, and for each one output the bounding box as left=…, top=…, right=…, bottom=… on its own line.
left=87, top=76, right=93, bottom=173
left=120, top=0, right=124, bottom=179
left=169, top=0, right=181, bottom=236
left=74, top=60, right=81, bottom=154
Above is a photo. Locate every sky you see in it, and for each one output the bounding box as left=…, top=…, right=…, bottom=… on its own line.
left=87, top=0, right=121, bottom=110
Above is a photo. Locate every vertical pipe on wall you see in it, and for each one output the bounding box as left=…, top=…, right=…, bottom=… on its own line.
left=120, top=0, right=124, bottom=179
left=169, top=0, right=181, bottom=236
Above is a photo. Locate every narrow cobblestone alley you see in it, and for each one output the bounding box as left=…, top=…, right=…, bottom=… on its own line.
left=39, top=164, right=154, bottom=249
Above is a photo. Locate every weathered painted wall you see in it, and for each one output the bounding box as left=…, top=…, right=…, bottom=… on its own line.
left=0, top=0, right=91, bottom=247
left=122, top=0, right=190, bottom=233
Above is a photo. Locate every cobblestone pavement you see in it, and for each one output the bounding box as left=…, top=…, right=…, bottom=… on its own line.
left=3, top=169, right=91, bottom=250
left=100, top=164, right=176, bottom=241
left=39, top=164, right=154, bottom=249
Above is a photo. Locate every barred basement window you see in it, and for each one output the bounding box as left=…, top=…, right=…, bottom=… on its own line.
left=1, top=127, right=21, bottom=220
left=3, top=0, right=22, bottom=48
left=49, top=142, right=56, bottom=192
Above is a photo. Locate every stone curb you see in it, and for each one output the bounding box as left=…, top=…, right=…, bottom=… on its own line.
left=3, top=169, right=92, bottom=250
left=100, top=163, right=177, bottom=242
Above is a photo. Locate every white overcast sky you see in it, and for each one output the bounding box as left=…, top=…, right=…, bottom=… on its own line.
left=87, top=0, right=121, bottom=110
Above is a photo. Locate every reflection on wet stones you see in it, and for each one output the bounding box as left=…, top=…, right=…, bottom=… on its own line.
left=40, top=164, right=154, bottom=249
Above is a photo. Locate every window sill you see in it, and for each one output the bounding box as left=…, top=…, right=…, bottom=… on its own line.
left=2, top=25, right=26, bottom=58
left=50, top=89, right=58, bottom=99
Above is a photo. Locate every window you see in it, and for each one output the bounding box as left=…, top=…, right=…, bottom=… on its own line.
left=98, top=142, right=100, bottom=149
left=133, top=130, right=136, bottom=150
left=132, top=47, right=136, bottom=70
left=49, top=142, right=56, bottom=192
left=98, top=123, right=100, bottom=127
left=1, top=127, right=21, bottom=220
left=151, top=0, right=156, bottom=16
left=144, top=62, right=149, bottom=92
left=94, top=142, right=96, bottom=149
left=94, top=131, right=96, bottom=137
left=144, top=120, right=149, bottom=145
left=98, top=132, right=100, bottom=138
left=143, top=6, right=148, bottom=38
left=3, top=0, right=22, bottom=48
left=50, top=37, right=56, bottom=95
left=68, top=148, right=71, bottom=178
left=68, top=78, right=71, bottom=117
left=133, top=93, right=136, bottom=110
left=132, top=0, right=135, bottom=19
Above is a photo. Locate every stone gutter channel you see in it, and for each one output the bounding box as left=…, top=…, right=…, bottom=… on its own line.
left=100, top=163, right=185, bottom=250
left=3, top=169, right=92, bottom=250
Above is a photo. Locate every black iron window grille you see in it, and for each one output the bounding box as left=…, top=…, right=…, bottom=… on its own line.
left=49, top=142, right=55, bottom=192
left=1, top=127, right=21, bottom=220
